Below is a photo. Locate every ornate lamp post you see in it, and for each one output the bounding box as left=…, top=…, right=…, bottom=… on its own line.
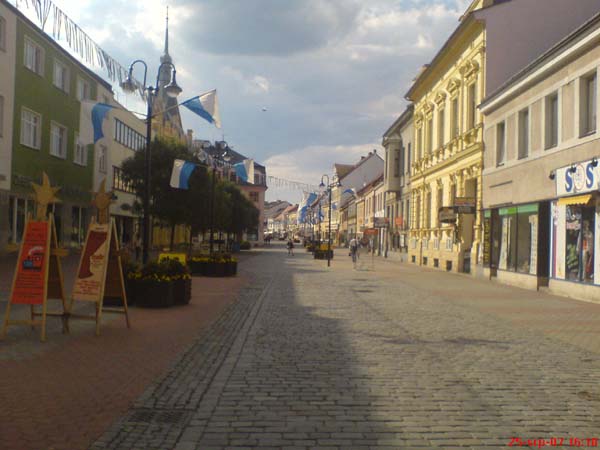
left=120, top=60, right=182, bottom=264
left=319, top=175, right=332, bottom=267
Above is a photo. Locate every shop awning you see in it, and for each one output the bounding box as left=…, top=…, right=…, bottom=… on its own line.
left=557, top=194, right=593, bottom=206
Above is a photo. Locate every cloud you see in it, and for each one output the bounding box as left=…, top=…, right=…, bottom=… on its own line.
left=38, top=0, right=470, bottom=203
left=177, top=0, right=362, bottom=56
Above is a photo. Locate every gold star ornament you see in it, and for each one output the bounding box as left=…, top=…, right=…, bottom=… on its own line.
left=92, top=178, right=114, bottom=224
left=31, top=172, right=61, bottom=221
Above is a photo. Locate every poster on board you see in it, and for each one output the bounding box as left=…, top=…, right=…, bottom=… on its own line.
left=72, top=223, right=110, bottom=302
left=11, top=221, right=50, bottom=305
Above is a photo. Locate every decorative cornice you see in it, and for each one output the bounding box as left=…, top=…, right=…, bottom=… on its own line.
left=446, top=78, right=461, bottom=96
left=434, top=92, right=447, bottom=107
left=460, top=59, right=480, bottom=82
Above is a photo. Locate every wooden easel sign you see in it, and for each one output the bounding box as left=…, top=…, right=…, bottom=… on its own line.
left=1, top=215, right=67, bottom=342
left=69, top=219, right=130, bottom=335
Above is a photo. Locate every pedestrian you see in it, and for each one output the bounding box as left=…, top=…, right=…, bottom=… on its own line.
left=134, top=232, right=142, bottom=262
left=349, top=237, right=359, bottom=267
left=287, top=239, right=294, bottom=255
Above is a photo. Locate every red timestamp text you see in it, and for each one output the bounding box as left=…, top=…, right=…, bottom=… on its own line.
left=508, top=437, right=599, bottom=448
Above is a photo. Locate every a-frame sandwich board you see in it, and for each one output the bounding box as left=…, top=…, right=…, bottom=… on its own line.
left=68, top=218, right=130, bottom=335
left=1, top=213, right=68, bottom=342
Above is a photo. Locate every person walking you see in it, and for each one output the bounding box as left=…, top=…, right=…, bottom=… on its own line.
left=349, top=237, right=359, bottom=268
left=287, top=239, right=294, bottom=256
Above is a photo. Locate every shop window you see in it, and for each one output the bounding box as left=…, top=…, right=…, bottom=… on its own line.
left=565, top=205, right=595, bottom=283
left=497, top=205, right=539, bottom=274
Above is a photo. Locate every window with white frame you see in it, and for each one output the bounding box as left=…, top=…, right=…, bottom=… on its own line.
left=24, top=37, right=44, bottom=75
left=467, top=83, right=477, bottom=129
left=545, top=92, right=559, bottom=149
left=496, top=121, right=506, bottom=166
left=451, top=97, right=459, bottom=138
left=427, top=117, right=433, bottom=153
left=0, top=95, right=4, bottom=138
left=53, top=59, right=69, bottom=92
left=518, top=108, right=529, bottom=159
left=74, top=134, right=87, bottom=166
left=20, top=108, right=41, bottom=149
left=580, top=71, right=597, bottom=136
left=437, top=107, right=445, bottom=148
left=99, top=145, right=107, bottom=173
left=77, top=77, right=92, bottom=101
left=50, top=122, right=67, bottom=158
left=0, top=16, right=6, bottom=51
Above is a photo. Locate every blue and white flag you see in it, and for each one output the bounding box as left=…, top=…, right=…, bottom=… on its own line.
left=298, top=192, right=318, bottom=224
left=342, top=187, right=356, bottom=197
left=181, top=90, right=221, bottom=128
left=234, top=159, right=254, bottom=184
left=170, top=159, right=197, bottom=189
left=79, top=101, right=115, bottom=145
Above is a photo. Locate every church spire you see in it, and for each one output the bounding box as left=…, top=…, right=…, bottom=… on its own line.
left=161, top=6, right=172, bottom=65
left=164, top=6, right=169, bottom=57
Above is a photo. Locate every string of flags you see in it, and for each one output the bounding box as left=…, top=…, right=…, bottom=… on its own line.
left=14, top=0, right=145, bottom=98
left=267, top=176, right=319, bottom=192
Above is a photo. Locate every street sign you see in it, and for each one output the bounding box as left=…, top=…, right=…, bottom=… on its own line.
left=364, top=228, right=378, bottom=236
left=438, top=207, right=457, bottom=223
left=373, top=217, right=389, bottom=228
left=454, top=197, right=475, bottom=207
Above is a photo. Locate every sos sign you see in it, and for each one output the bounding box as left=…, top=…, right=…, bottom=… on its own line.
left=557, top=159, right=599, bottom=196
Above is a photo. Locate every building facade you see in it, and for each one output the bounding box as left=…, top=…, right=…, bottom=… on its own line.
left=405, top=3, right=486, bottom=273
left=480, top=13, right=600, bottom=302
left=382, top=105, right=413, bottom=260
left=0, top=0, right=16, bottom=250
left=6, top=4, right=113, bottom=248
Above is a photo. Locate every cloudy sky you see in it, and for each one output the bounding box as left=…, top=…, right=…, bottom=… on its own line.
left=21, top=0, right=471, bottom=202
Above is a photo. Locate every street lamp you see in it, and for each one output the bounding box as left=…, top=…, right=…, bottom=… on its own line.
left=208, top=145, right=230, bottom=255
left=120, top=59, right=182, bottom=264
left=319, top=175, right=333, bottom=267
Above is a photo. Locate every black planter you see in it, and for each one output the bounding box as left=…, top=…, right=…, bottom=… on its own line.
left=225, top=261, right=238, bottom=276
left=189, top=261, right=208, bottom=276
left=133, top=280, right=175, bottom=308
left=102, top=280, right=135, bottom=307
left=173, top=278, right=192, bottom=305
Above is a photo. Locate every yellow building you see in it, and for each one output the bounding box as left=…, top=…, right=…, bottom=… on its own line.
left=405, top=0, right=487, bottom=273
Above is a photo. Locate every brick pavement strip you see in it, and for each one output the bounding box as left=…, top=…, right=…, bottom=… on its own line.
left=0, top=252, right=256, bottom=450
left=84, top=244, right=600, bottom=450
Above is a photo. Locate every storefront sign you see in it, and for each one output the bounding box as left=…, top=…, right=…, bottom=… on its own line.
left=395, top=217, right=404, bottom=226
left=364, top=228, right=378, bottom=236
left=556, top=158, right=600, bottom=196
left=11, top=221, right=50, bottom=305
left=373, top=217, right=389, bottom=228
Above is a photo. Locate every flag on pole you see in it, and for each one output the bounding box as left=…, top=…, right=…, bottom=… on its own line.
left=234, top=159, right=255, bottom=184
left=181, top=89, right=221, bottom=128
left=79, top=101, right=115, bottom=144
left=170, top=159, right=197, bottom=189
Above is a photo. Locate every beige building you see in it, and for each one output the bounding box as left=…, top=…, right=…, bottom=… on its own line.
left=405, top=1, right=486, bottom=273
left=480, top=12, right=600, bottom=302
left=382, top=105, right=413, bottom=260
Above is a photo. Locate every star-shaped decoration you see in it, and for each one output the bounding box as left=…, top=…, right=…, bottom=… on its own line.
left=92, top=178, right=114, bottom=224
left=31, top=172, right=61, bottom=221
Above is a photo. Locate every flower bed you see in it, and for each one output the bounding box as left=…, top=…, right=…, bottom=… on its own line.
left=189, top=255, right=238, bottom=277
left=127, top=259, right=192, bottom=307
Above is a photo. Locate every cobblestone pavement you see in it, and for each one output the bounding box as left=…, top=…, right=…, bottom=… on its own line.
left=91, top=244, right=600, bottom=450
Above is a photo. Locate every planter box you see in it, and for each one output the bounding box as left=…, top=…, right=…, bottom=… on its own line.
left=103, top=280, right=135, bottom=307
left=314, top=250, right=334, bottom=260
left=225, top=261, right=238, bottom=276
left=173, top=278, right=192, bottom=305
left=132, top=279, right=175, bottom=308
left=189, top=261, right=209, bottom=276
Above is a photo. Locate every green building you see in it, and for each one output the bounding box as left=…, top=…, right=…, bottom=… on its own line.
left=4, top=0, right=113, bottom=247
